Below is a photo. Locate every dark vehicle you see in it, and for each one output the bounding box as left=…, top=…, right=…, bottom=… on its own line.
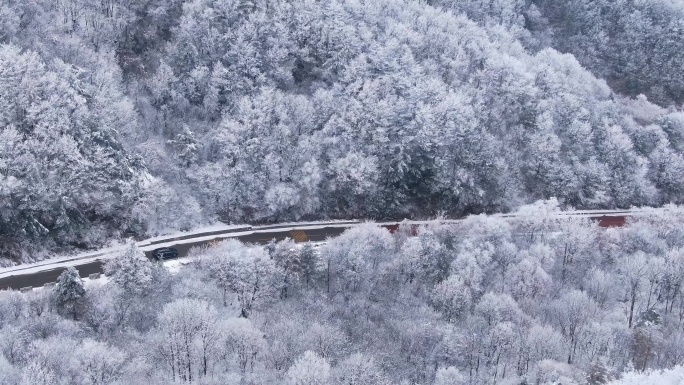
left=152, top=247, right=178, bottom=261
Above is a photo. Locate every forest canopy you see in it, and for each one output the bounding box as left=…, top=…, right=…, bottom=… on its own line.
left=0, top=0, right=683, bottom=262
left=2, top=206, right=684, bottom=384
left=3, top=1, right=684, bottom=383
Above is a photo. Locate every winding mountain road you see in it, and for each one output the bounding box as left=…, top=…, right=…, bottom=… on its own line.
left=0, top=225, right=351, bottom=291
left=0, top=209, right=656, bottom=291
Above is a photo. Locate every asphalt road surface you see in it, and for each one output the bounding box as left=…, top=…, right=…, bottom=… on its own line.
left=0, top=226, right=349, bottom=291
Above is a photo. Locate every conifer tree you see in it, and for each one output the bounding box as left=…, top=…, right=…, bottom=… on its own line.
left=55, top=267, right=86, bottom=320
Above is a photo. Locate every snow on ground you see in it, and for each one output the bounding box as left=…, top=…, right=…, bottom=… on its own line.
left=162, top=257, right=193, bottom=274
left=2, top=223, right=249, bottom=274
left=253, top=219, right=360, bottom=229
left=0, top=223, right=252, bottom=278
left=82, top=274, right=110, bottom=288
left=2, top=208, right=664, bottom=283
left=607, top=366, right=684, bottom=385
left=0, top=221, right=356, bottom=279
left=0, top=221, right=346, bottom=281
left=0, top=211, right=650, bottom=279
left=141, top=223, right=351, bottom=251
left=0, top=244, right=128, bottom=279
left=243, top=222, right=358, bottom=234
left=0, top=254, right=114, bottom=280
left=101, top=241, right=328, bottom=284
left=138, top=223, right=252, bottom=246
left=0, top=240, right=329, bottom=298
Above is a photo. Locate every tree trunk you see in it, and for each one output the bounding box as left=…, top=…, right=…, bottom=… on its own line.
left=326, top=259, right=331, bottom=296
left=629, top=285, right=638, bottom=328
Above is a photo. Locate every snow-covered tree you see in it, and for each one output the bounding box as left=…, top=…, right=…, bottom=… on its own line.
left=299, top=243, right=320, bottom=289
left=286, top=351, right=331, bottom=385
left=75, top=339, right=127, bottom=385
left=223, top=317, right=267, bottom=373
left=206, top=240, right=283, bottom=316
left=151, top=298, right=221, bottom=382
left=104, top=244, right=153, bottom=296
left=433, top=366, right=466, bottom=385
left=333, top=353, right=388, bottom=385
left=546, top=290, right=598, bottom=364
left=322, top=224, right=394, bottom=298
left=55, top=267, right=86, bottom=320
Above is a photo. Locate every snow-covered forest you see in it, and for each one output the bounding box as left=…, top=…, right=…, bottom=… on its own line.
left=2, top=0, right=684, bottom=263
left=2, top=205, right=684, bottom=384
left=3, top=1, right=684, bottom=382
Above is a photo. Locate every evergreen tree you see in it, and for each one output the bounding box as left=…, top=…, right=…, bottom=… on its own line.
left=168, top=125, right=201, bottom=168
left=54, top=267, right=86, bottom=320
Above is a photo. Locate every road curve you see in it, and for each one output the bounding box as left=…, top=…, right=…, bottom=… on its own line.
left=0, top=226, right=349, bottom=291
left=0, top=210, right=644, bottom=291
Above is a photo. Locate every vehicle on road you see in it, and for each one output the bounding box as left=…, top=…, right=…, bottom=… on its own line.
left=152, top=247, right=178, bottom=261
